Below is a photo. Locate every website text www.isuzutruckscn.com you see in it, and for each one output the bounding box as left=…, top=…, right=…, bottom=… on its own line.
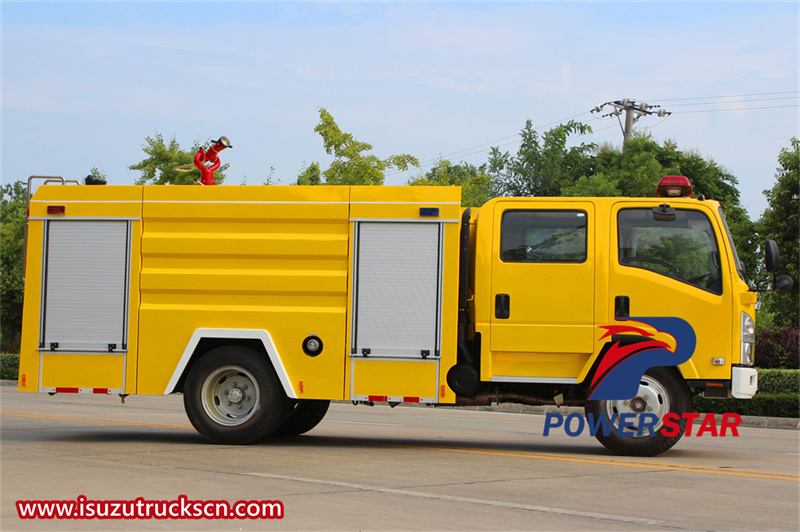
left=16, top=495, right=283, bottom=520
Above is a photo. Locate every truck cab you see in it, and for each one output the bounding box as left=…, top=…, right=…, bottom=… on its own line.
left=448, top=187, right=787, bottom=455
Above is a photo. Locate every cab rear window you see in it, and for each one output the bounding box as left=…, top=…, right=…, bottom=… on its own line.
left=501, top=210, right=587, bottom=263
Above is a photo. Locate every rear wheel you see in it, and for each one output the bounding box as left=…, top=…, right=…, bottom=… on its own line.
left=585, top=366, right=691, bottom=456
left=274, top=400, right=331, bottom=437
left=184, top=346, right=288, bottom=444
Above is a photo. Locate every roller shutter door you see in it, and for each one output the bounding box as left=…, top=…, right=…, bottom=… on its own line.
left=41, top=220, right=130, bottom=352
left=353, top=222, right=442, bottom=358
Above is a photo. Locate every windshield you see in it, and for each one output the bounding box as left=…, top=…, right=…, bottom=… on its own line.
left=618, top=208, right=723, bottom=294
left=718, top=207, right=747, bottom=282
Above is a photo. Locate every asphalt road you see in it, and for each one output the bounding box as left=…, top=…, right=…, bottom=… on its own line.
left=1, top=386, right=798, bottom=531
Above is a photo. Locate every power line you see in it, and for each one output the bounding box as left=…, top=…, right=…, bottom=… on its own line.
left=667, top=96, right=797, bottom=107
left=640, top=116, right=671, bottom=133
left=647, top=91, right=799, bottom=102
left=672, top=104, right=800, bottom=114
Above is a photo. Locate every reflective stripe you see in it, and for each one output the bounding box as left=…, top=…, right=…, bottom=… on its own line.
left=43, top=387, right=117, bottom=394
left=354, top=395, right=435, bottom=404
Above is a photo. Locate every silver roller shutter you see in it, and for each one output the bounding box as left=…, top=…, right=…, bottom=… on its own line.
left=41, top=220, right=130, bottom=351
left=353, top=222, right=442, bottom=358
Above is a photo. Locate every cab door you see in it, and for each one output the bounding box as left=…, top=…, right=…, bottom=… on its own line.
left=488, top=200, right=595, bottom=381
left=609, top=202, right=732, bottom=380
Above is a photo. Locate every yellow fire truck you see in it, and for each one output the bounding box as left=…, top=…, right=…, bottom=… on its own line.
left=16, top=176, right=792, bottom=455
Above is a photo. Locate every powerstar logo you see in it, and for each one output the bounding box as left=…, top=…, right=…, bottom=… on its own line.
left=543, top=317, right=742, bottom=438
left=589, top=317, right=695, bottom=401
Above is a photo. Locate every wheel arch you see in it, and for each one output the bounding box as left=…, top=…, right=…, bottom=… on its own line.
left=164, top=328, right=297, bottom=398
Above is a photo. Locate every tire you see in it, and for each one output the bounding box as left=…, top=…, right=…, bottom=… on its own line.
left=585, top=366, right=691, bottom=457
left=183, top=346, right=288, bottom=444
left=273, top=400, right=331, bottom=437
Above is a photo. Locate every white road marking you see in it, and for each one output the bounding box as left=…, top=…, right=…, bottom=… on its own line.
left=244, top=471, right=676, bottom=528
left=323, top=419, right=403, bottom=427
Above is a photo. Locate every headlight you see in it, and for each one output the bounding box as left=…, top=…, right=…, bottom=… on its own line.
left=740, top=312, right=755, bottom=366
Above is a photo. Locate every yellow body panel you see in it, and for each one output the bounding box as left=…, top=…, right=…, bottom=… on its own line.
left=28, top=184, right=143, bottom=218
left=137, top=186, right=351, bottom=397
left=491, top=352, right=589, bottom=380
left=18, top=185, right=142, bottom=393
left=41, top=354, right=125, bottom=389
left=18, top=218, right=45, bottom=392
left=345, top=186, right=460, bottom=404
left=351, top=359, right=439, bottom=399
left=349, top=185, right=461, bottom=221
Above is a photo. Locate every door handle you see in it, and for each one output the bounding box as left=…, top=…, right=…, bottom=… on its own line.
left=615, top=296, right=630, bottom=318
left=495, top=294, right=510, bottom=319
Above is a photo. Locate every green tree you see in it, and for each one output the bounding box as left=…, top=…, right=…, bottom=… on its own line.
left=312, top=108, right=419, bottom=185
left=487, top=120, right=595, bottom=197
left=581, top=134, right=759, bottom=280
left=589, top=135, right=742, bottom=201
left=296, top=162, right=321, bottom=185
left=1, top=181, right=27, bottom=352
left=591, top=136, right=670, bottom=197
left=408, top=160, right=493, bottom=207
left=129, top=132, right=228, bottom=185
left=561, top=172, right=622, bottom=197
left=758, top=138, right=799, bottom=326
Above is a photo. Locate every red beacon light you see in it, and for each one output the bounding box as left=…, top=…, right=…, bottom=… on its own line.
left=657, top=175, right=693, bottom=198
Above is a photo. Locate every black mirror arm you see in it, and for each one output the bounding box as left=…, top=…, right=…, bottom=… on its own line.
left=752, top=273, right=794, bottom=293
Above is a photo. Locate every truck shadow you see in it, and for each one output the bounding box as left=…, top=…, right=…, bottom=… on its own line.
left=6, top=428, right=613, bottom=456
left=3, top=426, right=698, bottom=460
left=272, top=433, right=626, bottom=457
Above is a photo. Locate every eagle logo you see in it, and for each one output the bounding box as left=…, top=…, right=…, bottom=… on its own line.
left=588, top=317, right=696, bottom=400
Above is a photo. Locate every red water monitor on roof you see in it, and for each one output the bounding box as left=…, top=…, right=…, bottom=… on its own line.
left=193, top=136, right=232, bottom=185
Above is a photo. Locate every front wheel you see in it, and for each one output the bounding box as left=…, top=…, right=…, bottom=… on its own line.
left=184, top=346, right=288, bottom=444
left=585, top=366, right=691, bottom=456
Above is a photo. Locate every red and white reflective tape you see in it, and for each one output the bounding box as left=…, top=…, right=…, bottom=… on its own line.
left=40, top=387, right=123, bottom=395
left=352, top=395, right=436, bottom=404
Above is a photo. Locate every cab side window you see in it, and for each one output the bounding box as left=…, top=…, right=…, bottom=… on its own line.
left=618, top=208, right=723, bottom=294
left=501, top=210, right=587, bottom=263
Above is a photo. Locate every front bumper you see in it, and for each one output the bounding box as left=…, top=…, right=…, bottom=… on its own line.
left=731, top=367, right=758, bottom=399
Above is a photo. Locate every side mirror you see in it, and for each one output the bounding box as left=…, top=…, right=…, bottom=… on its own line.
left=765, top=240, right=781, bottom=272
left=775, top=275, right=794, bottom=292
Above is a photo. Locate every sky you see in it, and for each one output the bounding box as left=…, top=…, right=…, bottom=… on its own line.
left=2, top=1, right=798, bottom=219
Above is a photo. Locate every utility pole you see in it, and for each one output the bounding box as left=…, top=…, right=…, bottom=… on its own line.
left=591, top=99, right=671, bottom=151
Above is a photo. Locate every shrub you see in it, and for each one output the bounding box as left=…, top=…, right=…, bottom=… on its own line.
left=755, top=327, right=799, bottom=369
left=757, top=369, right=800, bottom=394
left=694, top=393, right=799, bottom=418
left=0, top=353, right=19, bottom=380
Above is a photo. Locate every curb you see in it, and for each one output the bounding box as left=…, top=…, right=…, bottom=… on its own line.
left=4, top=380, right=798, bottom=430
